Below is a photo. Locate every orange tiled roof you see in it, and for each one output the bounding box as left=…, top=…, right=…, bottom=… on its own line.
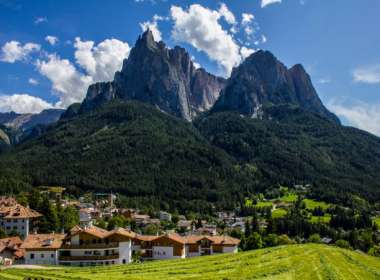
left=72, top=226, right=109, bottom=239
left=207, top=235, right=240, bottom=245
left=183, top=235, right=204, bottom=244
left=155, top=233, right=186, bottom=244
left=134, top=235, right=159, bottom=242
left=21, top=233, right=65, bottom=250
left=0, top=237, right=24, bottom=259
left=0, top=237, right=23, bottom=248
left=183, top=235, right=240, bottom=245
left=0, top=204, right=42, bottom=219
left=107, top=228, right=136, bottom=239
left=0, top=196, right=17, bottom=207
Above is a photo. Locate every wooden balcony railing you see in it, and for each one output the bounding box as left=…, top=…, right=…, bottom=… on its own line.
left=59, top=254, right=119, bottom=261
left=60, top=242, right=119, bottom=250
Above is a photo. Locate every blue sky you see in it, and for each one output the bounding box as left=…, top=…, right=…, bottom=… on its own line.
left=0, top=0, right=380, bottom=135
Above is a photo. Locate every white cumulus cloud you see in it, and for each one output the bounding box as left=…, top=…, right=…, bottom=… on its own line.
left=36, top=54, right=93, bottom=108
left=328, top=100, right=380, bottom=136
left=74, top=37, right=130, bottom=82
left=45, top=35, right=59, bottom=46
left=0, top=41, right=40, bottom=63
left=140, top=20, right=162, bottom=42
left=240, top=47, right=255, bottom=60
left=28, top=78, right=39, bottom=85
left=170, top=4, right=242, bottom=76
left=261, top=0, right=282, bottom=8
left=242, top=13, right=255, bottom=25
left=353, top=65, right=380, bottom=84
left=219, top=3, right=236, bottom=25
left=0, top=94, right=53, bottom=114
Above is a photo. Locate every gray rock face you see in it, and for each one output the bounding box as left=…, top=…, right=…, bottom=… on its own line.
left=0, top=109, right=64, bottom=130
left=214, top=50, right=340, bottom=124
left=81, top=30, right=226, bottom=121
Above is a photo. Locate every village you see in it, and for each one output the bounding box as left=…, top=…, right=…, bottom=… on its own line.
left=0, top=184, right=379, bottom=267
left=0, top=188, right=242, bottom=267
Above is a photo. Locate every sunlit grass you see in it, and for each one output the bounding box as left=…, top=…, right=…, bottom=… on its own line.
left=1, top=244, right=379, bottom=280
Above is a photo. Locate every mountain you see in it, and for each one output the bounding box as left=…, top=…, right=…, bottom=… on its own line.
left=80, top=30, right=226, bottom=121
left=213, top=50, right=339, bottom=124
left=195, top=106, right=380, bottom=203
left=1, top=31, right=380, bottom=208
left=0, top=126, right=11, bottom=152
left=0, top=101, right=250, bottom=212
left=0, top=109, right=65, bottom=131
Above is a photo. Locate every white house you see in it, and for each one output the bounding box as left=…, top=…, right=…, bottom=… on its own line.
left=21, top=233, right=65, bottom=265
left=58, top=226, right=134, bottom=266
left=0, top=204, right=42, bottom=239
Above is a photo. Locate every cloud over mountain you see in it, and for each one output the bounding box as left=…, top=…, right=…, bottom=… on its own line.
left=0, top=41, right=40, bottom=63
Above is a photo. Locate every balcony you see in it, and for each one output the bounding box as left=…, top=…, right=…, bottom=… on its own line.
left=60, top=242, right=119, bottom=250
left=59, top=254, right=119, bottom=261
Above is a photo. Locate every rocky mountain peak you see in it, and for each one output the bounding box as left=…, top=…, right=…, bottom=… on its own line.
left=213, top=50, right=340, bottom=124
left=81, top=30, right=226, bottom=121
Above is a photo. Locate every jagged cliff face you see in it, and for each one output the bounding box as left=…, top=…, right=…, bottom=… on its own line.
left=214, top=50, right=340, bottom=124
left=81, top=30, right=226, bottom=121
left=0, top=109, right=64, bottom=130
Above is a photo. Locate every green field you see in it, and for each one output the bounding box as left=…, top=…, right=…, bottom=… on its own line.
left=279, top=193, right=298, bottom=203
left=256, top=201, right=273, bottom=208
left=310, top=215, right=332, bottom=224
left=303, top=199, right=331, bottom=210
left=1, top=244, right=380, bottom=280
left=272, top=208, right=287, bottom=218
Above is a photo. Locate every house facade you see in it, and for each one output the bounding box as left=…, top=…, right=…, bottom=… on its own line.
left=0, top=204, right=42, bottom=239
left=132, top=233, right=240, bottom=261
left=21, top=233, right=65, bottom=265
left=0, top=237, right=24, bottom=265
left=184, top=235, right=240, bottom=257
left=58, top=226, right=134, bottom=266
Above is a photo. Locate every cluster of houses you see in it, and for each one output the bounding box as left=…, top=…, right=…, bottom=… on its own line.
left=0, top=196, right=240, bottom=266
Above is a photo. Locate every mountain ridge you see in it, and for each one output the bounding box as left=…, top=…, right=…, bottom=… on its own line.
left=80, top=30, right=226, bottom=121
left=213, top=50, right=339, bottom=124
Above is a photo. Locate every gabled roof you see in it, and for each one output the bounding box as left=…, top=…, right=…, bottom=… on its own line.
left=107, top=228, right=136, bottom=239
left=154, top=233, right=186, bottom=244
left=134, top=235, right=159, bottom=242
left=21, top=234, right=65, bottom=250
left=183, top=235, right=240, bottom=245
left=0, top=196, right=17, bottom=207
left=0, top=237, right=24, bottom=259
left=183, top=235, right=204, bottom=244
left=207, top=235, right=240, bottom=245
left=0, top=204, right=42, bottom=219
left=69, top=226, right=109, bottom=239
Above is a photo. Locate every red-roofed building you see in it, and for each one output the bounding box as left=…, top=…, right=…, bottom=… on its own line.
left=0, top=237, right=24, bottom=264
left=58, top=226, right=134, bottom=266
left=21, top=233, right=65, bottom=265
left=0, top=204, right=42, bottom=239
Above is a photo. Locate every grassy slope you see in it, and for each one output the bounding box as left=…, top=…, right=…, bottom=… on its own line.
left=1, top=245, right=380, bottom=280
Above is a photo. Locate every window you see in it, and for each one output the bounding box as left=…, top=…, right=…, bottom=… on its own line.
left=51, top=254, right=54, bottom=258
left=41, top=254, right=44, bottom=258
left=30, top=253, right=34, bottom=259
left=6, top=226, right=10, bottom=230
left=13, top=226, right=17, bottom=230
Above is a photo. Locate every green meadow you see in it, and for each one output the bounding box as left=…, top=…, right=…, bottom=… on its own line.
left=1, top=244, right=379, bottom=280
